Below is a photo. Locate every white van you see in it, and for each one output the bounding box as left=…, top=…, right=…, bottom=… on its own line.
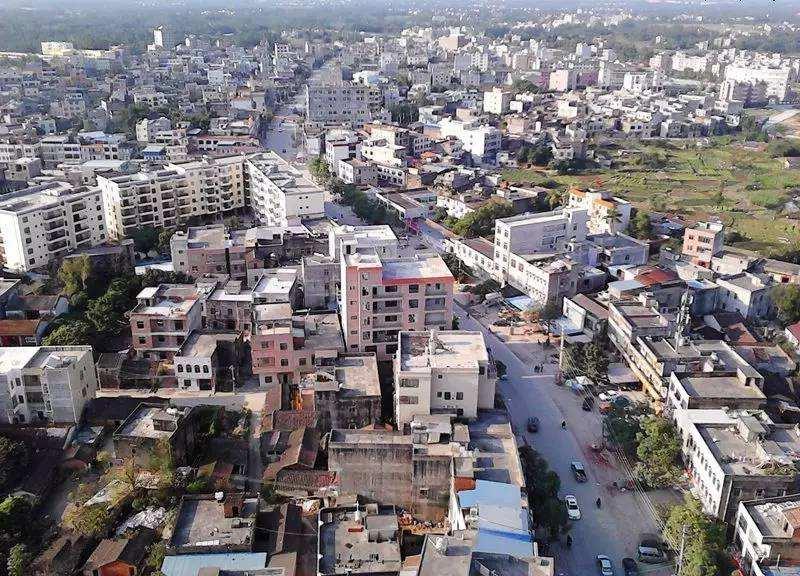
left=638, top=546, right=665, bottom=564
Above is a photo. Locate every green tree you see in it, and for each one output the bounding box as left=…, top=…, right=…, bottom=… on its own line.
left=582, top=340, right=610, bottom=385
left=157, top=228, right=176, bottom=254
left=628, top=209, right=653, bottom=240
left=519, top=446, right=568, bottom=539
left=146, top=542, right=167, bottom=573
left=664, top=496, right=727, bottom=576
left=539, top=301, right=562, bottom=329
left=604, top=404, right=645, bottom=456
left=773, top=284, right=800, bottom=326
left=451, top=200, right=516, bottom=238
left=546, top=189, right=564, bottom=209
left=636, top=415, right=682, bottom=489
left=0, top=438, right=28, bottom=493
left=58, top=255, right=93, bottom=296
left=7, top=543, right=27, bottom=576
left=389, top=103, right=419, bottom=125
left=66, top=504, right=111, bottom=537
left=442, top=252, right=471, bottom=281
left=0, top=495, right=31, bottom=536
left=43, top=320, right=95, bottom=346
left=132, top=226, right=159, bottom=253
left=308, top=155, right=331, bottom=184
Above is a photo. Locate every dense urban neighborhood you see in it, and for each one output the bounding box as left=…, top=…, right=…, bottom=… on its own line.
left=1, top=1, right=800, bottom=575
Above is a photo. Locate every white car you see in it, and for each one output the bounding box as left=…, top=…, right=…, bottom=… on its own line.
left=565, top=495, right=581, bottom=520
left=596, top=555, right=615, bottom=576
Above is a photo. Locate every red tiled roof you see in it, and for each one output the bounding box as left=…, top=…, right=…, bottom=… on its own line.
left=275, top=469, right=338, bottom=491
left=0, top=319, right=42, bottom=336
left=787, top=322, right=800, bottom=342
left=634, top=267, right=678, bottom=287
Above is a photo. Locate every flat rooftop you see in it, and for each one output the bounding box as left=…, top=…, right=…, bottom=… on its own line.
left=318, top=505, right=401, bottom=575
left=177, top=331, right=239, bottom=358
left=679, top=374, right=766, bottom=401
left=400, top=330, right=487, bottom=372
left=418, top=531, right=476, bottom=576
left=699, top=421, right=800, bottom=477
left=746, top=498, right=800, bottom=540
left=116, top=405, right=184, bottom=439
left=301, top=354, right=380, bottom=398
left=381, top=255, right=454, bottom=282
left=329, top=429, right=411, bottom=446
left=171, top=496, right=259, bottom=550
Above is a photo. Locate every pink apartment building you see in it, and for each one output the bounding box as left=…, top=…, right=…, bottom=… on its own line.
left=130, top=284, right=204, bottom=361
left=682, top=221, right=724, bottom=266
left=170, top=225, right=255, bottom=283
left=340, top=253, right=455, bottom=360
left=251, top=305, right=344, bottom=405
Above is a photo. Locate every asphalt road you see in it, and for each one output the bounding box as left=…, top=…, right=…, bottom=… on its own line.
left=453, top=305, right=673, bottom=576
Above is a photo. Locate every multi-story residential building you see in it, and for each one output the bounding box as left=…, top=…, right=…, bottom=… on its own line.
left=130, top=284, right=205, bottom=361
left=444, top=237, right=498, bottom=280
left=723, top=63, right=793, bottom=102
left=483, top=87, right=513, bottom=115
left=167, top=155, right=246, bottom=216
left=666, top=369, right=766, bottom=413
left=0, top=182, right=108, bottom=272
left=734, top=494, right=800, bottom=576
left=338, top=158, right=378, bottom=186
left=305, top=82, right=383, bottom=124
left=365, top=123, right=432, bottom=157
left=493, top=209, right=588, bottom=280
left=170, top=225, right=252, bottom=282
left=301, top=254, right=339, bottom=309
left=98, top=168, right=190, bottom=240
left=173, top=331, right=241, bottom=392
left=438, top=118, right=501, bottom=166
left=567, top=188, right=632, bottom=234
left=0, top=346, right=97, bottom=424
left=716, top=273, right=773, bottom=321
left=674, top=409, right=800, bottom=524
left=246, top=152, right=325, bottom=226
left=251, top=305, right=343, bottom=407
left=340, top=252, right=455, bottom=360
left=394, top=330, right=494, bottom=425
left=201, top=279, right=253, bottom=334
left=683, top=221, right=724, bottom=266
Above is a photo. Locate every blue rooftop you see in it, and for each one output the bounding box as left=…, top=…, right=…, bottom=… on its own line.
left=161, top=552, right=268, bottom=576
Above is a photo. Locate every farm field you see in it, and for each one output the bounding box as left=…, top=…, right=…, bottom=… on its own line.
left=502, top=136, right=800, bottom=254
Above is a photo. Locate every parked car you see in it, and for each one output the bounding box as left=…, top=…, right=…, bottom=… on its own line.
left=637, top=545, right=665, bottom=564
left=596, top=555, right=614, bottom=576
left=527, top=417, right=540, bottom=433
left=570, top=461, right=588, bottom=482
left=564, top=494, right=581, bottom=520
left=582, top=396, right=595, bottom=411
left=622, top=557, right=638, bottom=576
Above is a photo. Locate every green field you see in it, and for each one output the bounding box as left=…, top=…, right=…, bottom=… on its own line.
left=502, top=137, right=800, bottom=254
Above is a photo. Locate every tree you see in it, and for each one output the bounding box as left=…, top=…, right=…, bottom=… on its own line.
left=711, top=185, right=726, bottom=211
left=628, top=209, right=653, bottom=240
left=0, top=438, right=28, bottom=494
left=604, top=404, right=646, bottom=456
left=442, top=252, right=471, bottom=281
left=605, top=206, right=623, bottom=233
left=7, top=543, right=27, bottom=576
left=529, top=145, right=553, bottom=166
left=157, top=228, right=176, bottom=254
left=65, top=504, right=111, bottom=537
left=0, top=495, right=31, bottom=536
left=58, top=255, right=93, bottom=296
left=546, top=188, right=564, bottom=209
left=451, top=200, right=516, bottom=238
left=663, top=496, right=727, bottom=576
left=43, top=320, right=95, bottom=346
left=430, top=206, right=449, bottom=223
left=773, top=284, right=800, bottom=326
left=539, top=301, right=561, bottom=328
left=132, top=226, right=159, bottom=253
left=649, top=192, right=669, bottom=212
left=519, top=446, right=568, bottom=539
left=389, top=103, right=419, bottom=125
left=308, top=155, right=330, bottom=184
left=636, top=415, right=682, bottom=489
left=582, top=340, right=610, bottom=386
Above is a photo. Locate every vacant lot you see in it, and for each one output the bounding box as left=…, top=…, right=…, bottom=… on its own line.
left=502, top=137, right=800, bottom=254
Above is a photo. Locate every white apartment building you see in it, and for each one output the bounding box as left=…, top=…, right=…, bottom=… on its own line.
left=136, top=117, right=172, bottom=142
left=394, top=330, right=494, bottom=425
left=723, top=63, right=793, bottom=102
left=483, top=87, right=513, bottom=115
left=0, top=346, right=97, bottom=424
left=0, top=182, right=108, bottom=272
left=167, top=155, right=246, bottom=216
left=99, top=168, right=190, bottom=240
left=246, top=152, right=325, bottom=226
left=493, top=209, right=588, bottom=279
left=567, top=188, right=631, bottom=235
left=438, top=118, right=501, bottom=165
left=0, top=140, right=41, bottom=164
left=305, top=82, right=383, bottom=124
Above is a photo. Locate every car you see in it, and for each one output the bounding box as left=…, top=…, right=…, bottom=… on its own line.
left=582, top=397, right=595, bottom=411
left=596, top=555, right=614, bottom=576
left=527, top=417, right=540, bottom=433
left=564, top=494, right=581, bottom=520
left=598, top=390, right=619, bottom=402
left=622, top=558, right=638, bottom=576
left=570, top=461, right=588, bottom=482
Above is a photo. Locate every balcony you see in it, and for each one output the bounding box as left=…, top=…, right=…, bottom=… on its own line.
left=373, top=316, right=402, bottom=328
left=424, top=284, right=448, bottom=296
left=425, top=298, right=447, bottom=311
left=46, top=229, right=66, bottom=241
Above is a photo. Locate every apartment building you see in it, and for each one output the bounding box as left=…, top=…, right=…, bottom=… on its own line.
left=340, top=252, right=455, bottom=360
left=723, top=63, right=793, bottom=102
left=735, top=495, right=800, bottom=576
left=246, top=152, right=325, bottom=226
left=130, top=284, right=205, bottom=361
left=0, top=346, right=97, bottom=424
left=493, top=209, right=588, bottom=280
left=682, top=221, right=724, bottom=266
left=675, top=410, right=800, bottom=524
left=438, top=118, right=501, bottom=166
left=395, top=330, right=494, bottom=425
left=567, top=188, right=632, bottom=235
left=251, top=305, right=344, bottom=391
left=170, top=225, right=252, bottom=282
left=98, top=168, right=190, bottom=240
left=483, top=87, right=513, bottom=115
left=201, top=279, right=253, bottom=333
left=716, top=273, right=773, bottom=321
left=366, top=123, right=432, bottom=157
left=305, top=82, right=383, bottom=124
left=167, top=155, right=246, bottom=216
left=0, top=182, right=108, bottom=272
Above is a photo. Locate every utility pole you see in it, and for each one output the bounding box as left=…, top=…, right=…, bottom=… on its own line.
left=676, top=524, right=688, bottom=576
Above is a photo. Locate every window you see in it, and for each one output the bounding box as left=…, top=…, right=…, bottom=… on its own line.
left=299, top=357, right=307, bottom=366
left=279, top=342, right=288, bottom=351
left=456, top=392, right=464, bottom=400
left=280, top=359, right=289, bottom=367
left=177, top=365, right=183, bottom=372
left=409, top=284, right=419, bottom=293
left=400, top=378, right=419, bottom=388
left=202, top=366, right=209, bottom=373
left=437, top=391, right=443, bottom=398
left=138, top=337, right=146, bottom=344
left=478, top=366, right=485, bottom=375
left=194, top=366, right=200, bottom=373
left=136, top=321, right=144, bottom=329
left=444, top=392, right=451, bottom=400
left=399, top=395, right=419, bottom=405
left=409, top=299, right=418, bottom=308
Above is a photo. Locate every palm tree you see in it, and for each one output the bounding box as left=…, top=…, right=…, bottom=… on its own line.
left=606, top=206, right=623, bottom=233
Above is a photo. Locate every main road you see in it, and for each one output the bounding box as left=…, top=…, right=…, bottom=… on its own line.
left=453, top=305, right=672, bottom=576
